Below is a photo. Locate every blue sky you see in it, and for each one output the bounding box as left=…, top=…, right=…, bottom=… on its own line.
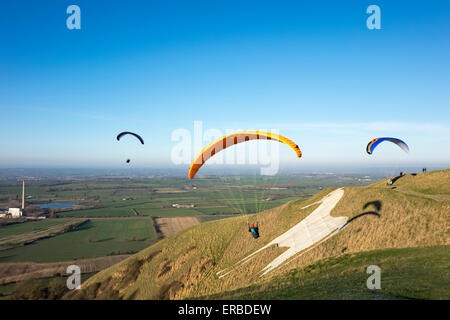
left=1, top=0, right=449, bottom=171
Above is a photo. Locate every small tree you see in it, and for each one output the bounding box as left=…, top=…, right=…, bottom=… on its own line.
left=47, top=278, right=68, bottom=300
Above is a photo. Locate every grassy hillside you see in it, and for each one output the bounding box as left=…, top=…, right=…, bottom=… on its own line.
left=207, top=245, right=449, bottom=300
left=64, top=170, right=450, bottom=300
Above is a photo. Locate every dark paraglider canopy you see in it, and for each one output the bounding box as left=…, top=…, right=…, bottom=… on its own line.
left=116, top=132, right=144, bottom=145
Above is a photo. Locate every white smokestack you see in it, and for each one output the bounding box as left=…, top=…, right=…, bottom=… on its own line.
left=22, top=180, right=25, bottom=210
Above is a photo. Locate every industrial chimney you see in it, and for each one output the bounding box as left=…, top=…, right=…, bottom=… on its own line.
left=22, top=180, right=25, bottom=210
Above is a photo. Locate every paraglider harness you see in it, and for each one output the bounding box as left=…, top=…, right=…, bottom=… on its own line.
left=248, top=223, right=259, bottom=239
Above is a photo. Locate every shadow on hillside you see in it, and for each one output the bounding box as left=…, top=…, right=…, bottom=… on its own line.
left=69, top=222, right=93, bottom=232
left=89, top=237, right=114, bottom=243
left=339, top=200, right=382, bottom=230
left=363, top=200, right=382, bottom=211
left=346, top=211, right=380, bottom=225
left=389, top=175, right=405, bottom=185
left=388, top=172, right=417, bottom=186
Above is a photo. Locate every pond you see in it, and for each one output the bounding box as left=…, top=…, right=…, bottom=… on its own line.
left=36, top=202, right=78, bottom=209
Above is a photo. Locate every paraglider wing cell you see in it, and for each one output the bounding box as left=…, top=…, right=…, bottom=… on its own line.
left=116, top=132, right=144, bottom=145
left=188, top=131, right=302, bottom=179
left=366, top=137, right=409, bottom=155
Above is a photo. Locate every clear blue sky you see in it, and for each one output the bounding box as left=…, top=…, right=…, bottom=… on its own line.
left=1, top=0, right=449, bottom=171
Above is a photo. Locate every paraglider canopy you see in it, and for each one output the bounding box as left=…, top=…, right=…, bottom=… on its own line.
left=366, top=137, right=409, bottom=155
left=188, top=131, right=302, bottom=179
left=116, top=132, right=144, bottom=145
left=116, top=132, right=143, bottom=165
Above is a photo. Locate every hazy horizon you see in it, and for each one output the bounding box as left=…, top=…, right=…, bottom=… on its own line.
left=0, top=165, right=448, bottom=180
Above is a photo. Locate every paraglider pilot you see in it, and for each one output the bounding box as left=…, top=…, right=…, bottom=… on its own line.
left=248, top=223, right=259, bottom=239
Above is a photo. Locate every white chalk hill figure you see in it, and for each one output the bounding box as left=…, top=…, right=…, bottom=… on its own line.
left=217, top=188, right=347, bottom=278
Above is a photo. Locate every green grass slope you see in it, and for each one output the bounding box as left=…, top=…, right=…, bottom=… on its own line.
left=64, top=170, right=450, bottom=300
left=0, top=219, right=156, bottom=262
left=206, top=245, right=449, bottom=300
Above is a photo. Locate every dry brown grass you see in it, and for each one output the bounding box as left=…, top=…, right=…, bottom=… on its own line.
left=154, top=217, right=200, bottom=238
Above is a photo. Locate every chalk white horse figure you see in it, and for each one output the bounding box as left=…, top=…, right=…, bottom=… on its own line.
left=217, top=188, right=347, bottom=278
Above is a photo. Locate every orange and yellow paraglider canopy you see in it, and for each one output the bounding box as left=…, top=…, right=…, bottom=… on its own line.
left=188, top=131, right=302, bottom=179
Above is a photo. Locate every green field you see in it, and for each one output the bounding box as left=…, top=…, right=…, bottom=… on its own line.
left=0, top=219, right=156, bottom=263
left=59, top=207, right=137, bottom=218
left=0, top=219, right=72, bottom=238
left=0, top=175, right=371, bottom=217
